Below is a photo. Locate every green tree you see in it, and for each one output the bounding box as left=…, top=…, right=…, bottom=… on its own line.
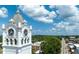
left=41, top=37, right=61, bottom=54
left=0, top=35, right=2, bottom=42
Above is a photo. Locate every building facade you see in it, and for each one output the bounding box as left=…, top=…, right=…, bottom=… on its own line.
left=2, top=10, right=32, bottom=54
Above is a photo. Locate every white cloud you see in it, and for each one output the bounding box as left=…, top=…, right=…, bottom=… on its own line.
left=0, top=7, right=8, bottom=18
left=49, top=5, right=79, bottom=18
left=49, top=5, right=79, bottom=34
left=51, top=28, right=56, bottom=31
left=49, top=5, right=56, bottom=9
left=64, top=15, right=79, bottom=23
left=36, top=17, right=53, bottom=23
left=54, top=21, right=79, bottom=33
left=55, top=21, right=68, bottom=29
left=56, top=6, right=79, bottom=32
left=19, top=5, right=56, bottom=23
left=19, top=5, right=79, bottom=35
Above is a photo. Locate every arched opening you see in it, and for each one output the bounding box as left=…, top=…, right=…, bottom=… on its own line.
left=27, top=38, right=29, bottom=43
left=10, top=39, right=13, bottom=45
left=25, top=38, right=26, bottom=44
left=14, top=39, right=17, bottom=45
left=21, top=39, right=23, bottom=44
left=6, top=39, right=9, bottom=45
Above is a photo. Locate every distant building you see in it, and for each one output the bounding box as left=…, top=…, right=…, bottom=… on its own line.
left=32, top=42, right=42, bottom=54
left=69, top=37, right=75, bottom=41
left=2, top=10, right=32, bottom=54
left=74, top=44, right=79, bottom=54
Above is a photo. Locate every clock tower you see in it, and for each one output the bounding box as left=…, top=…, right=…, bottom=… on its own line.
left=2, top=10, right=32, bottom=54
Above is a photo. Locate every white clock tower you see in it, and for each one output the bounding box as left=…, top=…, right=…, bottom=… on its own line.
left=2, top=10, right=32, bottom=54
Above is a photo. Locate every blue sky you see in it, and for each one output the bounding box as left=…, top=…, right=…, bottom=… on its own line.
left=0, top=5, right=79, bottom=35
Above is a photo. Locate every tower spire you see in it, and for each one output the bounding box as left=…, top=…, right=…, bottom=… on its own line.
left=16, top=6, right=20, bottom=14
left=11, top=7, right=24, bottom=25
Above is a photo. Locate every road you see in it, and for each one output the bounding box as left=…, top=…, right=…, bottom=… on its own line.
left=61, top=38, right=69, bottom=54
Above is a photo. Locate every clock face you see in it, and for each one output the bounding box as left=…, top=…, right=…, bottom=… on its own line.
left=24, top=29, right=28, bottom=36
left=8, top=28, right=14, bottom=36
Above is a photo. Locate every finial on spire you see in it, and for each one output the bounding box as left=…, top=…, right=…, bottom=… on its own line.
left=2, top=24, right=5, bottom=29
left=16, top=9, right=20, bottom=14
left=16, top=5, right=20, bottom=14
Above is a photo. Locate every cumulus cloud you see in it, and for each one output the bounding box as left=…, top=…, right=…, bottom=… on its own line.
left=54, top=21, right=69, bottom=31
left=49, top=5, right=79, bottom=34
left=64, top=15, right=79, bottom=23
left=49, top=5, right=79, bottom=18
left=19, top=5, right=56, bottom=23
left=54, top=21, right=79, bottom=34
left=19, top=5, right=79, bottom=35
left=56, top=6, right=79, bottom=17
left=0, top=7, right=8, bottom=18
left=55, top=21, right=73, bottom=30
left=52, top=28, right=56, bottom=31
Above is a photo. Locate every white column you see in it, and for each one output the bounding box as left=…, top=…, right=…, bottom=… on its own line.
left=18, top=30, right=22, bottom=47
left=29, top=29, right=32, bottom=44
left=29, top=26, right=32, bottom=54
left=2, top=24, right=5, bottom=46
left=18, top=22, right=22, bottom=47
left=29, top=26, right=32, bottom=44
left=8, top=39, right=11, bottom=46
left=2, top=32, right=6, bottom=46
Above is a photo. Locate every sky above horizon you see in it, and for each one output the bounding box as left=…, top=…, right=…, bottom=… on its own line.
left=0, top=5, right=79, bottom=35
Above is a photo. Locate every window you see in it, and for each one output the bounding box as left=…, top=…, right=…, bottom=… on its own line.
left=10, top=39, right=13, bottom=45
left=27, top=38, right=29, bottom=43
left=14, top=39, right=17, bottom=45
left=21, top=39, right=23, bottom=44
left=6, top=39, right=9, bottom=45
left=25, top=38, right=26, bottom=44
